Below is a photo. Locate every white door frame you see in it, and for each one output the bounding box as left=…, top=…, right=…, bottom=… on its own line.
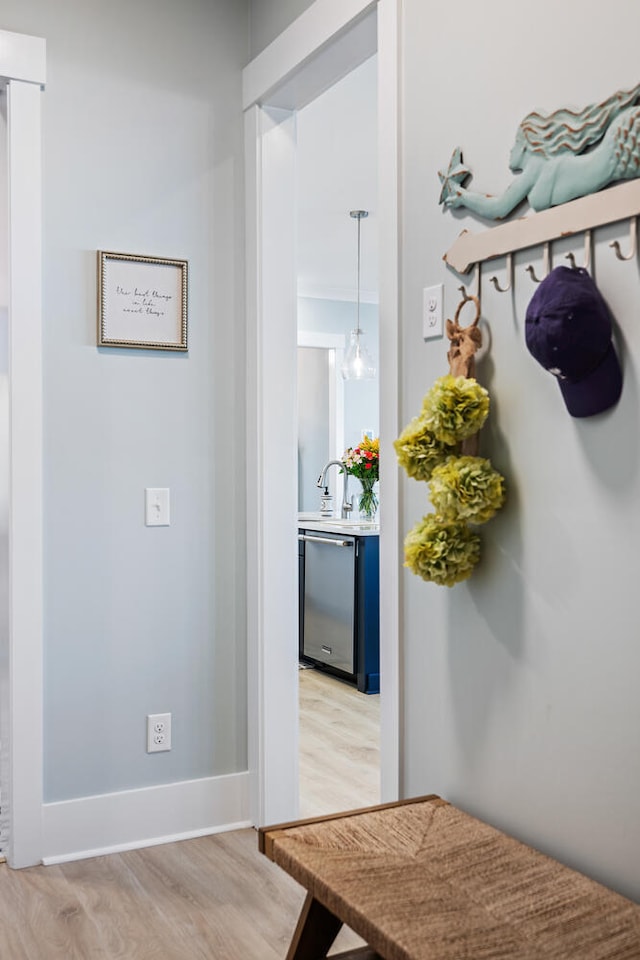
left=297, top=331, right=346, bottom=468
left=0, top=29, right=45, bottom=867
left=244, top=0, right=401, bottom=826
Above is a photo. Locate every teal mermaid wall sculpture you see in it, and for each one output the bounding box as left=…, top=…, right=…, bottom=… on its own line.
left=439, top=84, right=640, bottom=219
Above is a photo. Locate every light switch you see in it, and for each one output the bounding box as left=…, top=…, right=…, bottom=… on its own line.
left=423, top=284, right=443, bottom=340
left=145, top=488, right=170, bottom=526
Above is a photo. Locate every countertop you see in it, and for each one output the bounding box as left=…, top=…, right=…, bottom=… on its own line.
left=298, top=512, right=379, bottom=537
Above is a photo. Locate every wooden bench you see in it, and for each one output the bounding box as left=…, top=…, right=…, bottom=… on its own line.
left=259, top=795, right=640, bottom=960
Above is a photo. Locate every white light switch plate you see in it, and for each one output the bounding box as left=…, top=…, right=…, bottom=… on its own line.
left=423, top=284, right=443, bottom=340
left=145, top=488, right=170, bottom=526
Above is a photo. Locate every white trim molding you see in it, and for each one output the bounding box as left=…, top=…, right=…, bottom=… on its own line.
left=297, top=330, right=346, bottom=463
left=243, top=0, right=377, bottom=111
left=245, top=104, right=300, bottom=827
left=0, top=30, right=45, bottom=86
left=42, top=772, right=250, bottom=865
left=376, top=0, right=402, bottom=802
left=1, top=28, right=46, bottom=869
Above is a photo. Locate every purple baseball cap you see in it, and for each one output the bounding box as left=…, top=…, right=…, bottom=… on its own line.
left=525, top=266, right=623, bottom=417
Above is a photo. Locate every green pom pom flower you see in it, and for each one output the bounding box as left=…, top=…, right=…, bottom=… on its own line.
left=404, top=514, right=481, bottom=587
left=422, top=375, right=490, bottom=445
left=429, top=456, right=506, bottom=525
left=393, top=415, right=454, bottom=481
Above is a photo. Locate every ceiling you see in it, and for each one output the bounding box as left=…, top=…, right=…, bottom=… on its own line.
left=295, top=54, right=378, bottom=302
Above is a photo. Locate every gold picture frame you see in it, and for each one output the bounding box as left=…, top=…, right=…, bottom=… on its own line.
left=97, top=250, right=188, bottom=351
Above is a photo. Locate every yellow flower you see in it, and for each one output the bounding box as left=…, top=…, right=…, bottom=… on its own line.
left=429, top=455, right=505, bottom=524
left=394, top=416, right=454, bottom=481
left=404, top=514, right=481, bottom=587
left=422, top=375, right=489, bottom=445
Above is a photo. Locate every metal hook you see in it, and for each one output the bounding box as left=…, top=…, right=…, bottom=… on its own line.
left=457, top=262, right=481, bottom=304
left=526, top=242, right=551, bottom=283
left=489, top=253, right=513, bottom=293
left=609, top=217, right=637, bottom=261
left=565, top=230, right=592, bottom=271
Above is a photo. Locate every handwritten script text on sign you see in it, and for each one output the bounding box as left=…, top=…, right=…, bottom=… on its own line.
left=116, top=285, right=173, bottom=319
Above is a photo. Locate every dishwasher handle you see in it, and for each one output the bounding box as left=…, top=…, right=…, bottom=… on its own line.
left=298, top=534, right=354, bottom=548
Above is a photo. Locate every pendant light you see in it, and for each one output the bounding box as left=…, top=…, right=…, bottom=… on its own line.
left=341, top=210, right=376, bottom=380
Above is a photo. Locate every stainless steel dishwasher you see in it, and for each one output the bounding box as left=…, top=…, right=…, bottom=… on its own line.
left=299, top=531, right=356, bottom=679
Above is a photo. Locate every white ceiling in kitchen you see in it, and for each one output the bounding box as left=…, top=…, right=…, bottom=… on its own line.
left=296, top=54, right=378, bottom=302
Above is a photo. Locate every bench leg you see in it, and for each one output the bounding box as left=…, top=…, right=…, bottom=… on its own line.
left=285, top=892, right=343, bottom=960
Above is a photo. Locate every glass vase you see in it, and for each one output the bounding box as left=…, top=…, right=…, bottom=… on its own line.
left=358, top=476, right=379, bottom=521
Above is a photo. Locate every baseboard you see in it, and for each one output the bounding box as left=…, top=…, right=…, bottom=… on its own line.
left=42, top=770, right=250, bottom=865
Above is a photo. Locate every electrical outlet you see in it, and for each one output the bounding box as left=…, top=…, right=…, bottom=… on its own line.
left=423, top=284, right=444, bottom=340
left=146, top=713, right=171, bottom=753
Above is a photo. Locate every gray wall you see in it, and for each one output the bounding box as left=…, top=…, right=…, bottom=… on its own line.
left=1, top=0, right=248, bottom=802
left=401, top=0, right=640, bottom=900
left=248, top=0, right=313, bottom=59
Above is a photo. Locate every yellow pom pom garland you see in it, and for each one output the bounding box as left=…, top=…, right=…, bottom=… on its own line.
left=395, top=376, right=505, bottom=586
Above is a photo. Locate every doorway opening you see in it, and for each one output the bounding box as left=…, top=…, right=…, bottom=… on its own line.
left=244, top=0, right=400, bottom=828
left=295, top=55, right=380, bottom=817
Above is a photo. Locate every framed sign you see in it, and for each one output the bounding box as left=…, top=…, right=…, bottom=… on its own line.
left=97, top=251, right=188, bottom=351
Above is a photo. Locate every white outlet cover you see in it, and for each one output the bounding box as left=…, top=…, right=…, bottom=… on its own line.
left=147, top=712, right=172, bottom=752
left=423, top=284, right=443, bottom=340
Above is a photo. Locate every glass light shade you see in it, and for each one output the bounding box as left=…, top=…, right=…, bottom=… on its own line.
left=341, top=329, right=376, bottom=380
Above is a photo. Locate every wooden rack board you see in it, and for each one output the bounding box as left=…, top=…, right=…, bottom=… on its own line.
left=444, top=178, right=640, bottom=275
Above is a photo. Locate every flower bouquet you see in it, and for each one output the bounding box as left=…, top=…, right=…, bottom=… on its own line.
left=342, top=436, right=380, bottom=520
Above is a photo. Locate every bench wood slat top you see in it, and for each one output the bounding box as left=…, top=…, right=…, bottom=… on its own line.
left=260, top=796, right=640, bottom=960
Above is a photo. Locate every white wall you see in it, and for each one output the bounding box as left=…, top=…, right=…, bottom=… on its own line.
left=0, top=0, right=248, bottom=815
left=298, top=297, right=379, bottom=449
left=295, top=54, right=378, bottom=301
left=401, top=0, right=640, bottom=901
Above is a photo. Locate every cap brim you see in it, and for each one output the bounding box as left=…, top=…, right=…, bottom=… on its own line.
left=558, top=341, right=623, bottom=417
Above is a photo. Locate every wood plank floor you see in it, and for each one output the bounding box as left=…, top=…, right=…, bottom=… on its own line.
left=0, top=667, right=379, bottom=958
left=298, top=666, right=380, bottom=818
left=0, top=829, right=368, bottom=959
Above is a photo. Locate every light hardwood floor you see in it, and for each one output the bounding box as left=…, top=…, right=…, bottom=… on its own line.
left=0, top=668, right=379, bottom=958
left=298, top=666, right=380, bottom=818
left=0, top=829, right=368, bottom=959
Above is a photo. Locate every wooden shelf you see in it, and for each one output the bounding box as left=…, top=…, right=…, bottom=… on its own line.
left=443, top=179, right=640, bottom=275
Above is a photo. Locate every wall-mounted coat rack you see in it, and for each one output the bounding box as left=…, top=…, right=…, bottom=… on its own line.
left=443, top=179, right=640, bottom=293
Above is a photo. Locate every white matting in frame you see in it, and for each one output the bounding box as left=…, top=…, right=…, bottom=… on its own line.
left=97, top=251, right=188, bottom=351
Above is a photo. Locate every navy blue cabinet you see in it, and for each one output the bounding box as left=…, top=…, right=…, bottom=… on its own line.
left=298, top=528, right=379, bottom=694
